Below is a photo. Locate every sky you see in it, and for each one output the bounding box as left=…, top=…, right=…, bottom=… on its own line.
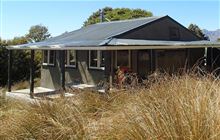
left=0, top=0, right=219, bottom=40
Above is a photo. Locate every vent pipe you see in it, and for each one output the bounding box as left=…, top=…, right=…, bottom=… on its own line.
left=99, top=9, right=104, bottom=22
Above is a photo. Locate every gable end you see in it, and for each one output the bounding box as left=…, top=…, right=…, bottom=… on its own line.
left=165, top=16, right=202, bottom=40
left=113, top=15, right=202, bottom=41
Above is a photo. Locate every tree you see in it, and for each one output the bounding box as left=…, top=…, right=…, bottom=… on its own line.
left=0, top=25, right=51, bottom=86
left=188, top=24, right=208, bottom=40
left=0, top=38, right=7, bottom=46
left=7, top=36, right=28, bottom=45
left=26, top=24, right=51, bottom=43
left=0, top=38, right=9, bottom=85
left=84, top=7, right=153, bottom=26
left=26, top=25, right=51, bottom=77
left=218, top=38, right=220, bottom=42
left=0, top=37, right=30, bottom=85
left=0, top=36, right=43, bottom=86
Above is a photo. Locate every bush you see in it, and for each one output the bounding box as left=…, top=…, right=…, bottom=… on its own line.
left=1, top=74, right=220, bottom=139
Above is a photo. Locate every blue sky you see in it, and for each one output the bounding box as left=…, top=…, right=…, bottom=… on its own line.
left=0, top=0, right=219, bottom=40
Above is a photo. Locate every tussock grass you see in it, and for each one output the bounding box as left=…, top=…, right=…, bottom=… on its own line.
left=118, top=74, right=220, bottom=140
left=0, top=99, right=87, bottom=140
left=11, top=78, right=40, bottom=90
left=1, top=73, right=220, bottom=139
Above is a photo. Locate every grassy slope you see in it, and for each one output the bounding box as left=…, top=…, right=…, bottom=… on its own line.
left=0, top=74, right=220, bottom=139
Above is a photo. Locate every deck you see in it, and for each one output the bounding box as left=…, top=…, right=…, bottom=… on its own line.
left=6, top=87, right=73, bottom=102
left=5, top=84, right=105, bottom=102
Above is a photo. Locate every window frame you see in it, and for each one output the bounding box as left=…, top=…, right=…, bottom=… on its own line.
left=65, top=50, right=77, bottom=68
left=89, top=50, right=105, bottom=70
left=43, top=50, right=48, bottom=64
left=42, top=50, right=56, bottom=66
left=115, top=50, right=131, bottom=68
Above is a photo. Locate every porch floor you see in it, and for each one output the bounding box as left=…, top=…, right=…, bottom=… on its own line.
left=5, top=84, right=105, bottom=103
left=71, top=84, right=96, bottom=89
left=8, top=87, right=55, bottom=94
left=6, top=87, right=73, bottom=102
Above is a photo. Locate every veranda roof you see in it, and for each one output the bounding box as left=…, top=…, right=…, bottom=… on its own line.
left=7, top=38, right=220, bottom=50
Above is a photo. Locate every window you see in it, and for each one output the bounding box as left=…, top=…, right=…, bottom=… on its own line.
left=43, top=50, right=55, bottom=65
left=43, top=50, right=48, bottom=63
left=169, top=27, right=180, bottom=40
left=49, top=51, right=55, bottom=64
left=89, top=50, right=105, bottom=70
left=89, top=50, right=98, bottom=67
left=115, top=50, right=131, bottom=68
left=100, top=51, right=105, bottom=67
left=65, top=50, right=76, bottom=67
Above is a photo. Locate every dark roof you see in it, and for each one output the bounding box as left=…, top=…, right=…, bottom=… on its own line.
left=7, top=15, right=220, bottom=50
left=8, top=39, right=220, bottom=50
left=45, top=16, right=163, bottom=41
left=8, top=16, right=165, bottom=49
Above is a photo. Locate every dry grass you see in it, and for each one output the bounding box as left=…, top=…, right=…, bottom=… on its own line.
left=11, top=78, right=40, bottom=90
left=1, top=74, right=220, bottom=139
left=119, top=74, right=220, bottom=139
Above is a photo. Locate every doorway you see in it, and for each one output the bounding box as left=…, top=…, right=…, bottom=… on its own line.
left=138, top=50, right=150, bottom=78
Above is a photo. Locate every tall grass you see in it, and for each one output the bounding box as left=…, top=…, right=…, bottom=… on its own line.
left=120, top=74, right=220, bottom=139
left=11, top=78, right=40, bottom=90
left=1, top=73, right=220, bottom=139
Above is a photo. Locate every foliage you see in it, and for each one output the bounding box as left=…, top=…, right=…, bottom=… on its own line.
left=0, top=37, right=29, bottom=85
left=26, top=24, right=51, bottom=43
left=84, top=7, right=153, bottom=26
left=218, top=38, right=220, bottom=42
left=0, top=39, right=8, bottom=85
left=188, top=24, right=209, bottom=40
left=1, top=74, right=220, bottom=139
left=0, top=24, right=50, bottom=86
left=6, top=36, right=28, bottom=45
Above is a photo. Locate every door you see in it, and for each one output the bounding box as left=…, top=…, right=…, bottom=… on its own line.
left=138, top=50, right=150, bottom=78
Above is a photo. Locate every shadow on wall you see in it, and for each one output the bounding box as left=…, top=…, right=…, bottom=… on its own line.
left=78, top=61, right=95, bottom=85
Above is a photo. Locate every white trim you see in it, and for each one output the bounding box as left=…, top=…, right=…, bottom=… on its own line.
left=99, top=50, right=105, bottom=69
left=42, top=63, right=55, bottom=66
left=65, top=65, right=76, bottom=68
left=65, top=50, right=76, bottom=68
left=42, top=50, right=55, bottom=66
left=42, top=63, right=47, bottom=66
left=89, top=50, right=105, bottom=70
left=89, top=66, right=105, bottom=70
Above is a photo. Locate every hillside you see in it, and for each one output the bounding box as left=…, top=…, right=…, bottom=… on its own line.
left=203, top=29, right=220, bottom=41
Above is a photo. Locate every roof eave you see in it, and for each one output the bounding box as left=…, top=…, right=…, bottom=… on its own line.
left=7, top=44, right=220, bottom=51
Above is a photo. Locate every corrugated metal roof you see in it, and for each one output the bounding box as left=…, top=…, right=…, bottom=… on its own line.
left=7, top=16, right=164, bottom=49
left=6, top=15, right=220, bottom=50
left=46, top=16, right=163, bottom=41
left=108, top=39, right=220, bottom=46
left=8, top=39, right=220, bottom=50
left=9, top=40, right=109, bottom=50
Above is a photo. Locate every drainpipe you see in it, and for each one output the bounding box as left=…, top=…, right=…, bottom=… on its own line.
left=100, top=9, right=110, bottom=91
